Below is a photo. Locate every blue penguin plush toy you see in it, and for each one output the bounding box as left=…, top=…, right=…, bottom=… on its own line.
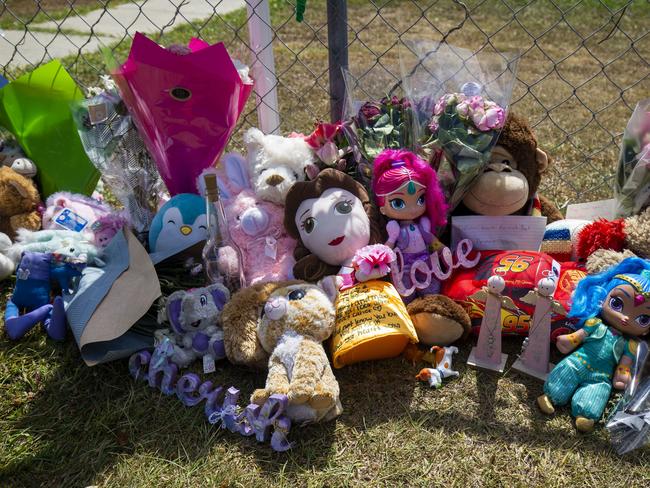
left=149, top=194, right=208, bottom=254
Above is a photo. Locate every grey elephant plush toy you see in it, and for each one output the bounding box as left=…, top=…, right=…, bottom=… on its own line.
left=155, top=283, right=230, bottom=368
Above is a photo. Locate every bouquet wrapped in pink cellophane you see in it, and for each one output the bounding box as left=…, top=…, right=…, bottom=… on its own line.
left=110, top=32, right=253, bottom=195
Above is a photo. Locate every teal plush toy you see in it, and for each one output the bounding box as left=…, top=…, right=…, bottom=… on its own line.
left=148, top=193, right=208, bottom=254
left=537, top=257, right=650, bottom=432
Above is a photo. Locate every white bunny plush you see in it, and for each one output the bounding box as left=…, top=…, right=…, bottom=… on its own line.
left=216, top=153, right=296, bottom=285
left=244, top=128, right=317, bottom=205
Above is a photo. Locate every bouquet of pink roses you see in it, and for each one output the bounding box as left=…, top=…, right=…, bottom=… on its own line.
left=400, top=41, right=518, bottom=210
left=422, top=86, right=507, bottom=209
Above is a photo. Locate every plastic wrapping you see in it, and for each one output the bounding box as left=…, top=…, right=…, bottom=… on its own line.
left=71, top=89, right=167, bottom=243
left=399, top=41, right=519, bottom=211
left=109, top=33, right=253, bottom=196
left=0, top=60, right=99, bottom=197
left=614, top=99, right=650, bottom=218
left=606, top=340, right=650, bottom=455
left=341, top=67, right=414, bottom=191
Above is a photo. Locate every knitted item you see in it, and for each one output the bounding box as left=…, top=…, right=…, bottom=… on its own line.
left=541, top=219, right=589, bottom=261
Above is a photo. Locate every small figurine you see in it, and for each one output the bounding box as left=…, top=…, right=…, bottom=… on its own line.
left=371, top=149, right=447, bottom=303
left=416, top=346, right=460, bottom=388
left=467, top=275, right=518, bottom=372
left=537, top=257, right=650, bottom=432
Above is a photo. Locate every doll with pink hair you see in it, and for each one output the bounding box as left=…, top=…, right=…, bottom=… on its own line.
left=372, top=149, right=448, bottom=303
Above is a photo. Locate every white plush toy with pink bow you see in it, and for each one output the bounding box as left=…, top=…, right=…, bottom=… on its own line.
left=216, top=153, right=296, bottom=285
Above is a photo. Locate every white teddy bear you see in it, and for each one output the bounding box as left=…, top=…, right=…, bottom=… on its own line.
left=244, top=127, right=317, bottom=205
left=0, top=232, right=19, bottom=281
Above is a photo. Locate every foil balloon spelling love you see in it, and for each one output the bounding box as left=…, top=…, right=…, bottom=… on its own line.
left=111, top=32, right=253, bottom=195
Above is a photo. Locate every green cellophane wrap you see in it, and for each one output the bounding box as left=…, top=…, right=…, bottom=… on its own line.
left=0, top=60, right=99, bottom=197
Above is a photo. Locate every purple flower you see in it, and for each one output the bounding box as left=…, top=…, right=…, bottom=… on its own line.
left=469, top=100, right=505, bottom=131
left=428, top=116, right=440, bottom=134
left=456, top=99, right=470, bottom=118
left=457, top=95, right=487, bottom=120
left=467, top=95, right=485, bottom=111
left=359, top=101, right=382, bottom=122
left=433, top=96, right=447, bottom=116
left=316, top=141, right=340, bottom=165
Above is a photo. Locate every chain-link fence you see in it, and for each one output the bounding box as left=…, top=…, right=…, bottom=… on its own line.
left=1, top=0, right=648, bottom=207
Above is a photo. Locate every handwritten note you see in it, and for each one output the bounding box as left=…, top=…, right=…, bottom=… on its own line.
left=565, top=198, right=616, bottom=221
left=451, top=215, right=547, bottom=251
left=330, top=281, right=417, bottom=368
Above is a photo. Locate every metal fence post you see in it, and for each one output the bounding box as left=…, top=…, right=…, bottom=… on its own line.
left=326, top=0, right=348, bottom=122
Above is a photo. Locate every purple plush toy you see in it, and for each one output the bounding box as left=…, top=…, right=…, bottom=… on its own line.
left=4, top=251, right=84, bottom=341
left=154, top=283, right=230, bottom=368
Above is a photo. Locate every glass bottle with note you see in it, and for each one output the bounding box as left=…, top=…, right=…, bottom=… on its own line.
left=202, top=172, right=246, bottom=292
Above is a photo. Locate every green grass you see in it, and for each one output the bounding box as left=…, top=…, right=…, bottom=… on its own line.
left=0, top=0, right=133, bottom=30
left=2, top=0, right=650, bottom=486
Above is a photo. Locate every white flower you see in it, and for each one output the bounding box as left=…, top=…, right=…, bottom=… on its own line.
left=100, top=74, right=116, bottom=91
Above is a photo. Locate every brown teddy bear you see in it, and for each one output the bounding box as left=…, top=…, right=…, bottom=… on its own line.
left=0, top=166, right=41, bottom=240
left=407, top=112, right=562, bottom=346
left=221, top=280, right=342, bottom=425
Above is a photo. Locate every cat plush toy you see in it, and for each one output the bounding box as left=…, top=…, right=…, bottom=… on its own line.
left=222, top=280, right=342, bottom=425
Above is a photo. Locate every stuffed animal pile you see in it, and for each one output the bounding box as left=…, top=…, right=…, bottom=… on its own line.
left=3, top=51, right=650, bottom=456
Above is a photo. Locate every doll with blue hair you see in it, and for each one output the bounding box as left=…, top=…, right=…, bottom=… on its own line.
left=537, top=257, right=650, bottom=432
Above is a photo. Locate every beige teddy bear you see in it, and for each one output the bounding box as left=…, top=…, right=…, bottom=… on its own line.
left=221, top=280, right=342, bottom=425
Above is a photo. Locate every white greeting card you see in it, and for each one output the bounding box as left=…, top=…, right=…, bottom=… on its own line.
left=451, top=215, right=548, bottom=251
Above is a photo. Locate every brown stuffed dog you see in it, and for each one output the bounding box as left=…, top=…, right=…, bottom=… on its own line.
left=0, top=166, right=41, bottom=240
left=221, top=280, right=342, bottom=425
left=407, top=112, right=562, bottom=346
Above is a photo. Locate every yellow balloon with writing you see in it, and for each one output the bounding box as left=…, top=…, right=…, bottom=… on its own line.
left=330, top=280, right=418, bottom=368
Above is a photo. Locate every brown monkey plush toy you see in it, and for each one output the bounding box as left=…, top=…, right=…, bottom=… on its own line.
left=455, top=111, right=563, bottom=221
left=407, top=112, right=562, bottom=346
